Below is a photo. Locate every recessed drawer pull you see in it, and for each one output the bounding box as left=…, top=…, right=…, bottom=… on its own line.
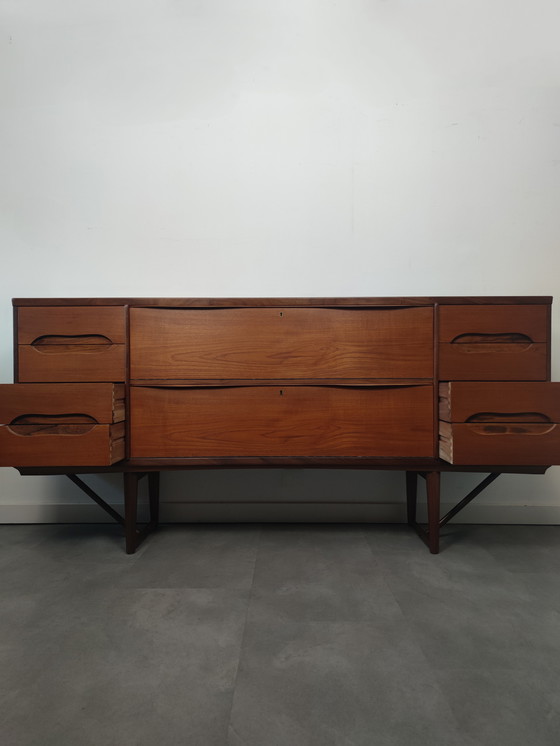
left=450, top=333, right=534, bottom=354
left=7, top=413, right=99, bottom=436
left=9, top=413, right=99, bottom=425
left=31, top=334, right=113, bottom=346
left=28, top=343, right=118, bottom=356
left=7, top=423, right=97, bottom=436
left=469, top=424, right=556, bottom=436
left=466, top=412, right=551, bottom=423
left=451, top=333, right=533, bottom=344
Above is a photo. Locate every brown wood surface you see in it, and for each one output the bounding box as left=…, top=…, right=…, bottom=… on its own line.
left=438, top=305, right=549, bottom=342
left=130, top=385, right=434, bottom=458
left=0, top=383, right=125, bottom=423
left=439, top=305, right=549, bottom=380
left=130, top=307, right=434, bottom=380
left=130, top=378, right=431, bottom=387
left=17, top=461, right=548, bottom=474
left=439, top=421, right=560, bottom=465
left=17, top=306, right=126, bottom=344
left=439, top=344, right=548, bottom=381
left=18, top=345, right=126, bottom=383
left=12, top=297, right=552, bottom=308
left=0, top=422, right=124, bottom=466
left=439, top=382, right=560, bottom=422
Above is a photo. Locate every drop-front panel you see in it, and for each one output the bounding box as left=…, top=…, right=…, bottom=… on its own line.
left=129, top=306, right=434, bottom=380
left=130, top=384, right=434, bottom=458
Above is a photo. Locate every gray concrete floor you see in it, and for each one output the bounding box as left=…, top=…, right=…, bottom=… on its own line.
left=1, top=522, right=560, bottom=745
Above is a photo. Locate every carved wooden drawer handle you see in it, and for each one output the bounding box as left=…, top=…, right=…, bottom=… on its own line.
left=7, top=413, right=98, bottom=436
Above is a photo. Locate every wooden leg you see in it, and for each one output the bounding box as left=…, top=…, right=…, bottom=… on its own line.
left=124, top=472, right=139, bottom=554
left=426, top=471, right=441, bottom=554
left=406, top=471, right=417, bottom=524
left=148, top=471, right=160, bottom=525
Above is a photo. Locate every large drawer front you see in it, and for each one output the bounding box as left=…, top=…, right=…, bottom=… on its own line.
left=130, top=384, right=434, bottom=458
left=129, top=307, right=434, bottom=380
left=17, top=307, right=126, bottom=382
left=439, top=381, right=560, bottom=465
left=438, top=305, right=549, bottom=380
left=0, top=383, right=125, bottom=466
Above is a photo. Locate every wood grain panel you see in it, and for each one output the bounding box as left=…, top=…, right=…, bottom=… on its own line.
left=130, top=307, right=434, bottom=380
left=438, top=345, right=547, bottom=381
left=17, top=306, right=126, bottom=344
left=0, top=422, right=124, bottom=466
left=439, top=305, right=549, bottom=380
left=0, top=383, right=125, bottom=424
left=439, top=421, right=560, bottom=465
left=18, top=345, right=126, bottom=382
left=130, top=385, right=434, bottom=458
left=439, top=382, right=560, bottom=422
left=12, top=296, right=552, bottom=308
left=438, top=305, right=549, bottom=342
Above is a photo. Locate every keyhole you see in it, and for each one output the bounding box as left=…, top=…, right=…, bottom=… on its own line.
left=279, top=389, right=283, bottom=396
left=279, top=312, right=283, bottom=317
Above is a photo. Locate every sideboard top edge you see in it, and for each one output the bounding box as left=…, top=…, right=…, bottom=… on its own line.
left=11, top=296, right=554, bottom=307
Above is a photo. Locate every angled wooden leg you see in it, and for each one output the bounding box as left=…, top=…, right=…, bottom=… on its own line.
left=124, top=472, right=140, bottom=554
left=148, top=471, right=160, bottom=525
left=426, top=471, right=441, bottom=554
left=406, top=471, right=417, bottom=524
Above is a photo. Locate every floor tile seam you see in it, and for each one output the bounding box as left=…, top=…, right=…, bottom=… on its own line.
left=224, top=523, right=263, bottom=741
left=359, top=526, right=421, bottom=627
left=430, top=669, right=560, bottom=736
left=377, top=580, right=482, bottom=729
left=394, top=634, right=477, bottom=738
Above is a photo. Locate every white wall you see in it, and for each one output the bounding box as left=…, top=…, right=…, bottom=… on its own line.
left=1, top=0, right=560, bottom=523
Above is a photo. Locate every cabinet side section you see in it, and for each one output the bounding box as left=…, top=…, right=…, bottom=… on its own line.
left=547, top=301, right=552, bottom=381
left=13, top=306, right=19, bottom=383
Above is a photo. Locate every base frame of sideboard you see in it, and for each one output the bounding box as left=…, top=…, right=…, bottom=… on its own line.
left=16, top=461, right=549, bottom=554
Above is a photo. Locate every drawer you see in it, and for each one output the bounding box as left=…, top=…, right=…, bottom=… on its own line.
left=0, top=383, right=125, bottom=466
left=438, top=305, right=549, bottom=380
left=130, top=384, right=434, bottom=458
left=17, top=306, right=126, bottom=382
left=129, top=307, right=434, bottom=380
left=439, top=381, right=560, bottom=465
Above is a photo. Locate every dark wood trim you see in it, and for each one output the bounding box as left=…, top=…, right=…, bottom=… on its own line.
left=124, top=304, right=131, bottom=460
left=67, top=474, right=125, bottom=526
left=12, top=296, right=553, bottom=308
left=433, top=302, right=439, bottom=458
left=547, top=302, right=552, bottom=380
left=129, top=378, right=433, bottom=388
left=406, top=471, right=417, bottom=524
left=12, top=306, right=18, bottom=383
left=16, top=462, right=549, bottom=474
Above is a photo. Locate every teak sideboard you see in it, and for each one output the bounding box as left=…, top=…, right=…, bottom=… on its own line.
left=1, top=296, right=559, bottom=554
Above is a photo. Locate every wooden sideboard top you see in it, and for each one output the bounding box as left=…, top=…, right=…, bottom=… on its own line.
left=12, top=296, right=553, bottom=307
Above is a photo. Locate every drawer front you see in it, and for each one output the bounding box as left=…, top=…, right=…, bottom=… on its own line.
left=438, top=305, right=549, bottom=380
left=0, top=423, right=124, bottom=466
left=130, top=384, right=434, bottom=458
left=439, top=382, right=560, bottom=465
left=129, top=307, right=434, bottom=380
left=17, top=306, right=126, bottom=382
left=18, top=345, right=126, bottom=383
left=17, top=307, right=126, bottom=344
left=439, top=382, right=560, bottom=422
left=439, top=422, right=560, bottom=465
left=0, top=383, right=125, bottom=424
left=0, top=383, right=125, bottom=467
